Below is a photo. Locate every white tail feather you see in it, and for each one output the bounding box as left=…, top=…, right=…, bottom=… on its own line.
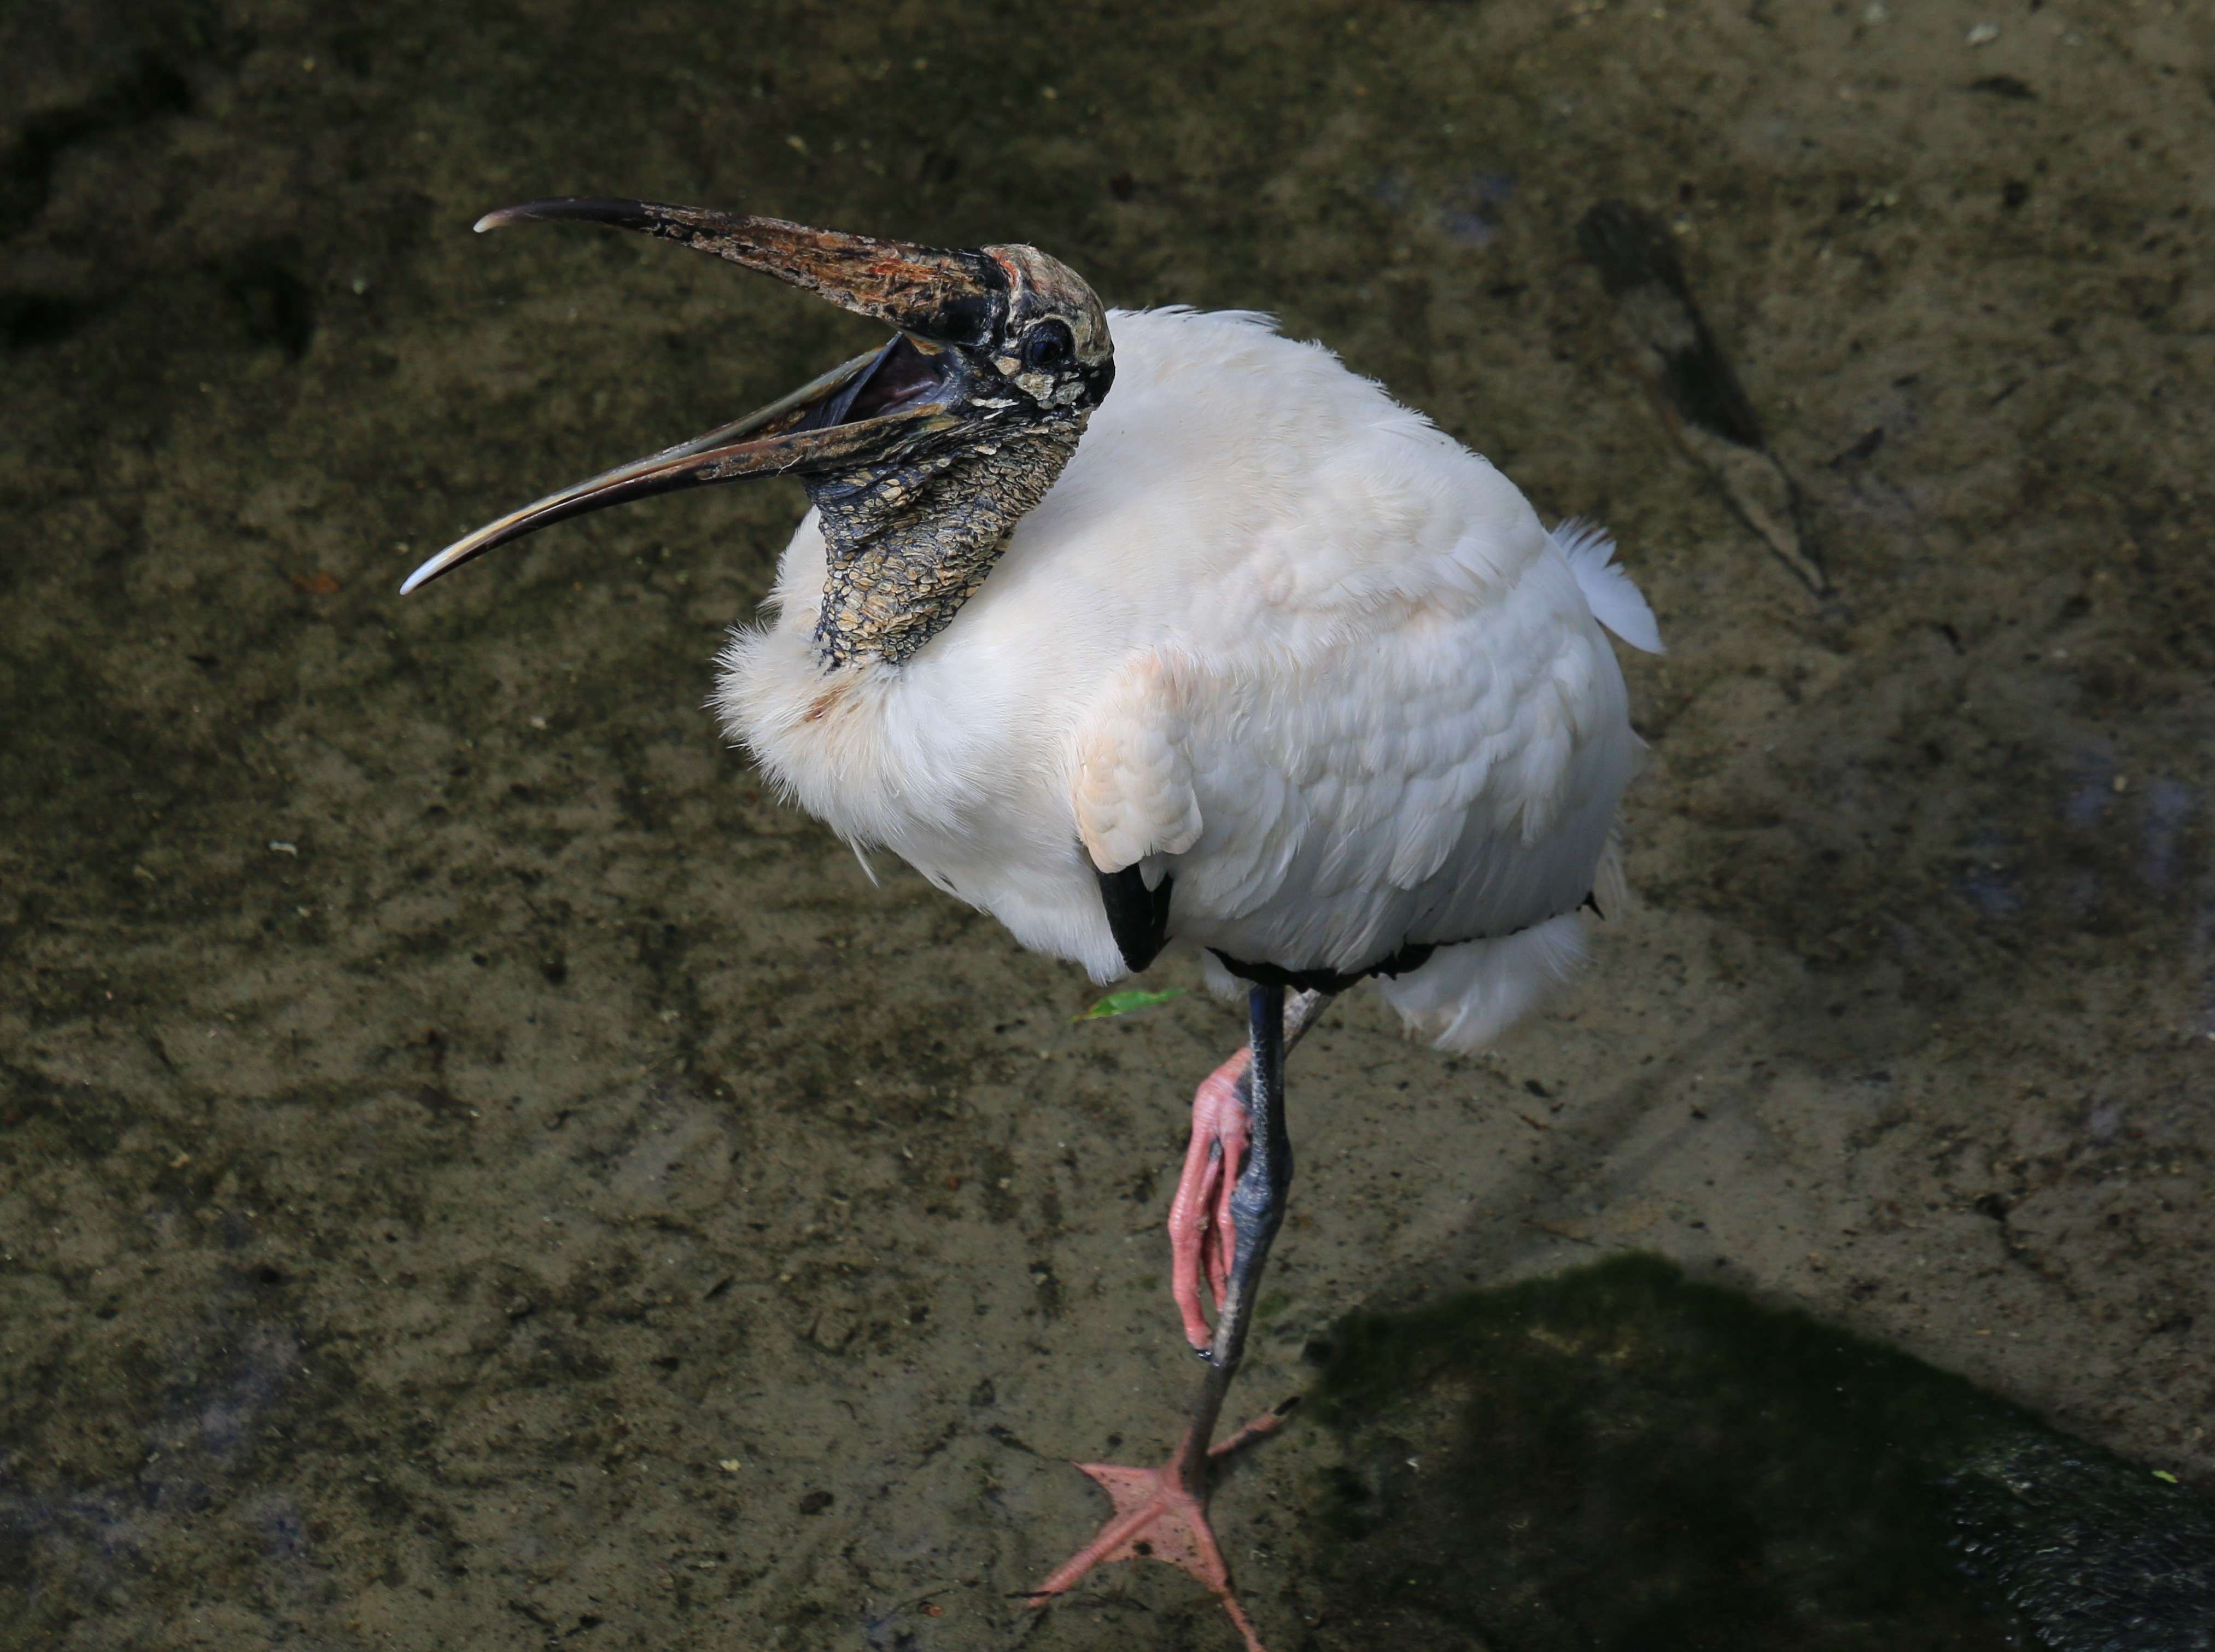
left=1370, top=914, right=1588, bottom=1052
left=1552, top=518, right=1663, bottom=656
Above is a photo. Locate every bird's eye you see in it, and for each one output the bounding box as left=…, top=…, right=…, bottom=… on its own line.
left=1021, top=319, right=1075, bottom=371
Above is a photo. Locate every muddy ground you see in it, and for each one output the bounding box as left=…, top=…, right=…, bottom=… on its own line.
left=4, top=1, right=2213, bottom=1647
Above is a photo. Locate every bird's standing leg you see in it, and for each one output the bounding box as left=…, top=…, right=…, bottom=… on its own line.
left=1027, top=984, right=1330, bottom=1652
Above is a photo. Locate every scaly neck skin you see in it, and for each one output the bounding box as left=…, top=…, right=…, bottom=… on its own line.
left=804, top=411, right=1087, bottom=668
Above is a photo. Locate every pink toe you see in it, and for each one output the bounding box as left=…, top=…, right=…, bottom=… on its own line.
left=1167, top=1049, right=1253, bottom=1348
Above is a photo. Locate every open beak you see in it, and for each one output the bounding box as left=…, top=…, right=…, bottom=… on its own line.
left=401, top=198, right=1008, bottom=594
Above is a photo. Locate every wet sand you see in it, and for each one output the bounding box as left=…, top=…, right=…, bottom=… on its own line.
left=4, top=2, right=2212, bottom=1646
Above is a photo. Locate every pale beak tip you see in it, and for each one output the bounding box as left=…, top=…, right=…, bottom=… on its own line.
left=475, top=207, right=528, bottom=234
left=400, top=549, right=451, bottom=594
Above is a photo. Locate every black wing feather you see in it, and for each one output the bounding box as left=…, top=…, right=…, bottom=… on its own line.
left=1096, top=862, right=1173, bottom=973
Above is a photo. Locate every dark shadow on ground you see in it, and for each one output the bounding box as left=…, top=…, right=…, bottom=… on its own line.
left=1300, top=1254, right=2215, bottom=1651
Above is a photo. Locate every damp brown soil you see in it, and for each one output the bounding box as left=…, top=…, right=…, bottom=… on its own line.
left=4, top=3, right=2214, bottom=1649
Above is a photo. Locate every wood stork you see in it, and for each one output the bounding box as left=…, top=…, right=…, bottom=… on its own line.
left=404, top=199, right=1662, bottom=1651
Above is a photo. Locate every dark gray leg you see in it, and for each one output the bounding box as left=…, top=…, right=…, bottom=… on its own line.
left=1211, top=983, right=1291, bottom=1369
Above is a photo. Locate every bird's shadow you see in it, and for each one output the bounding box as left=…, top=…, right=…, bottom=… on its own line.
left=1289, top=1252, right=2215, bottom=1651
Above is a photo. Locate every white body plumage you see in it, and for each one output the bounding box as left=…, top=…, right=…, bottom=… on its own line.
left=720, top=306, right=1661, bottom=1050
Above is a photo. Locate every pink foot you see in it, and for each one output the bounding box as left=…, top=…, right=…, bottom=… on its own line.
left=1025, top=1412, right=1283, bottom=1652
left=1168, top=1049, right=1251, bottom=1350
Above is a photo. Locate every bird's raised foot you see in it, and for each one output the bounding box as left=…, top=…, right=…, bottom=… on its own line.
left=1168, top=1047, right=1253, bottom=1352
left=1024, top=1410, right=1284, bottom=1652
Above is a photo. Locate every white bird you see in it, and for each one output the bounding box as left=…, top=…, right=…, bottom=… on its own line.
left=405, top=198, right=1661, bottom=1652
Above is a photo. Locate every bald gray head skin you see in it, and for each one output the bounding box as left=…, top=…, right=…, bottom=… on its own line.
left=400, top=198, right=1115, bottom=668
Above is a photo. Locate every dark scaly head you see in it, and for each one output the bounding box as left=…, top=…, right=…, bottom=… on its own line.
left=402, top=199, right=1114, bottom=666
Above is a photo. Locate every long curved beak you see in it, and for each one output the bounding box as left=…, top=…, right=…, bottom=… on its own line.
left=400, top=342, right=960, bottom=593
left=402, top=199, right=1004, bottom=594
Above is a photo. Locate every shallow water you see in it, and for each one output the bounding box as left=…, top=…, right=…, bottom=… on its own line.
left=5, top=2, right=2213, bottom=1648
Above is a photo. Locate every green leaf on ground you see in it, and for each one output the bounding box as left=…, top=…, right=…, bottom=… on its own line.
left=1073, top=986, right=1185, bottom=1022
